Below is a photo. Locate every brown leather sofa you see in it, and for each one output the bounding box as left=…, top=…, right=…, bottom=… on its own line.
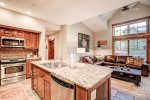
left=82, top=55, right=149, bottom=77
left=101, top=55, right=149, bottom=77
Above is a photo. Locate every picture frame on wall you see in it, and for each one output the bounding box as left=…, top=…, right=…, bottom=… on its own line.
left=78, top=33, right=90, bottom=52
left=97, top=40, right=107, bottom=47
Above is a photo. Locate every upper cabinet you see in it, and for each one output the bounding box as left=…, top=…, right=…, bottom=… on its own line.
left=14, top=30, right=25, bottom=38
left=0, top=26, right=40, bottom=50
left=25, top=32, right=32, bottom=48
left=25, top=32, right=40, bottom=49
left=2, top=29, right=14, bottom=37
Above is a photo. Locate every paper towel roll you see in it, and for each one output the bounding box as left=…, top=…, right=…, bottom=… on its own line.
left=70, top=53, right=76, bottom=68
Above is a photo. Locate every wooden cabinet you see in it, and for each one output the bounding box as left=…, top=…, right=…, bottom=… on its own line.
left=0, top=29, right=4, bottom=37
left=25, top=32, right=39, bottom=49
left=31, top=65, right=51, bottom=100
left=43, top=77, right=51, bottom=100
left=25, top=32, right=32, bottom=48
left=2, top=29, right=14, bottom=37
left=26, top=59, right=41, bottom=78
left=14, top=31, right=25, bottom=38
left=0, top=26, right=40, bottom=49
left=32, top=33, right=39, bottom=49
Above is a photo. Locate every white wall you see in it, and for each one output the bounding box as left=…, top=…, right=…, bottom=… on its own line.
left=67, top=23, right=94, bottom=62
left=46, top=23, right=94, bottom=62
left=94, top=4, right=150, bottom=55
left=0, top=8, right=60, bottom=60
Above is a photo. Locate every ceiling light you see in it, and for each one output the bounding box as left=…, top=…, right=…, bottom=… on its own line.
left=26, top=11, right=31, bottom=15
left=0, top=2, right=5, bottom=6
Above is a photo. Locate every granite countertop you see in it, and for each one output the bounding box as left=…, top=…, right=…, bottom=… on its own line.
left=31, top=60, right=112, bottom=90
left=26, top=57, right=41, bottom=60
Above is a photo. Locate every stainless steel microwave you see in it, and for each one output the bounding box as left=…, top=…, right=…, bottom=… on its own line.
left=1, top=36, right=25, bottom=48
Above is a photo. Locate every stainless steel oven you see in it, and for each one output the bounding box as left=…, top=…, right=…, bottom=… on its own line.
left=0, top=58, right=26, bottom=85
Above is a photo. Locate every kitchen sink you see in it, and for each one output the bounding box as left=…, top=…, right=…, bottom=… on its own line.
left=40, top=62, right=68, bottom=69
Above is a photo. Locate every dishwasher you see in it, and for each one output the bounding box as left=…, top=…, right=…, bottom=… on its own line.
left=51, top=75, right=76, bottom=100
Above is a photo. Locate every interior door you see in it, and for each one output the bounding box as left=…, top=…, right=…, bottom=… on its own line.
left=48, top=40, right=54, bottom=59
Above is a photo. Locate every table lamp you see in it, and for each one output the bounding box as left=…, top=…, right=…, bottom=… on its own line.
left=77, top=48, right=86, bottom=62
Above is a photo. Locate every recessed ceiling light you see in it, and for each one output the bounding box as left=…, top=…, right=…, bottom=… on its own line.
left=0, top=2, right=5, bottom=6
left=26, top=11, right=31, bottom=15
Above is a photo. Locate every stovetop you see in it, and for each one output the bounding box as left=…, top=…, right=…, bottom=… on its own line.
left=1, top=58, right=26, bottom=63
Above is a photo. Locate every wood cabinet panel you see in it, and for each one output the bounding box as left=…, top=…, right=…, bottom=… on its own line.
left=14, top=31, right=25, bottom=38
left=76, top=86, right=88, bottom=100
left=37, top=69, right=44, bottom=98
left=32, top=33, right=39, bottom=49
left=2, top=29, right=14, bottom=37
left=43, top=78, right=51, bottom=100
left=31, top=65, right=51, bottom=100
left=26, top=59, right=41, bottom=78
left=25, top=32, right=32, bottom=48
left=0, top=29, right=4, bottom=37
left=25, top=33, right=39, bottom=49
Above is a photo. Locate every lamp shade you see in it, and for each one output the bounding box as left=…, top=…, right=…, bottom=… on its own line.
left=77, top=48, right=85, bottom=53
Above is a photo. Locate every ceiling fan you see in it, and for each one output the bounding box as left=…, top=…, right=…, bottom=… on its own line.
left=121, top=2, right=140, bottom=16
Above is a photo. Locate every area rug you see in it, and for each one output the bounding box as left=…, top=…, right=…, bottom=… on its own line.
left=0, top=83, right=30, bottom=100
left=111, top=76, right=150, bottom=99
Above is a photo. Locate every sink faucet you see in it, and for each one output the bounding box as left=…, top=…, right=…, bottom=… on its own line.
left=59, top=57, right=63, bottom=64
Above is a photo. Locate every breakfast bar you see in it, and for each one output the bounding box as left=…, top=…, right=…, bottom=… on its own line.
left=31, top=60, right=112, bottom=100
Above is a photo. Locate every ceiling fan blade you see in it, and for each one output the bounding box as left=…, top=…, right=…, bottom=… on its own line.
left=128, top=2, right=138, bottom=9
left=130, top=8, right=140, bottom=11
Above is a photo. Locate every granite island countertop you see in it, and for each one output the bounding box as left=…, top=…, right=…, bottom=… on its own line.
left=31, top=60, right=112, bottom=90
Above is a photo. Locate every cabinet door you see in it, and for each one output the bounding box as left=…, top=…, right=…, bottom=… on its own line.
left=32, top=66, right=38, bottom=91
left=37, top=69, right=44, bottom=99
left=26, top=60, right=32, bottom=78
left=0, top=29, right=4, bottom=37
left=14, top=31, right=25, bottom=38
left=25, top=32, right=31, bottom=48
left=43, top=78, right=51, bottom=100
left=2, top=29, right=14, bottom=37
left=32, top=33, right=39, bottom=49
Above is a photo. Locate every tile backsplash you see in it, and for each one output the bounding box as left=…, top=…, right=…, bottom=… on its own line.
left=0, top=48, right=38, bottom=59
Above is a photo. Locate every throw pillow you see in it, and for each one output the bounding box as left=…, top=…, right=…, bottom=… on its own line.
left=95, top=55, right=104, bottom=61
left=116, top=56, right=126, bottom=64
left=134, top=58, right=144, bottom=67
left=126, top=57, right=134, bottom=65
left=106, top=55, right=116, bottom=62
left=90, top=56, right=97, bottom=62
left=84, top=56, right=94, bottom=64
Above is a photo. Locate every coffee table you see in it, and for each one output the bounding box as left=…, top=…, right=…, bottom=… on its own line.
left=110, top=66, right=141, bottom=86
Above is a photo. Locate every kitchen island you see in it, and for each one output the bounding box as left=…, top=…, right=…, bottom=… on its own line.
left=31, top=60, right=112, bottom=100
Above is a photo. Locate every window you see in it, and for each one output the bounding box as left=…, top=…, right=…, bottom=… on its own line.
left=114, top=21, right=147, bottom=36
left=129, top=22, right=147, bottom=34
left=114, top=40, right=128, bottom=56
left=114, top=39, right=147, bottom=59
left=129, top=39, right=147, bottom=59
left=114, top=25, right=128, bottom=36
left=113, top=18, right=149, bottom=60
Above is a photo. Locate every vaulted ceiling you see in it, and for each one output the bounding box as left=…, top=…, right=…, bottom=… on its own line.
left=82, top=0, right=150, bottom=32
left=0, top=0, right=139, bottom=25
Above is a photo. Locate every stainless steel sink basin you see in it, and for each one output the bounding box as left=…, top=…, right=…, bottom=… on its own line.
left=40, top=62, right=68, bottom=69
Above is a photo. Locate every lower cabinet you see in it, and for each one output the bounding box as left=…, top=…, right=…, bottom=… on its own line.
left=31, top=65, right=51, bottom=100
left=26, top=58, right=41, bottom=78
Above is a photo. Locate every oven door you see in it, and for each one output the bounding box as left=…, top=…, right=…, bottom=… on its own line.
left=1, top=63, right=26, bottom=79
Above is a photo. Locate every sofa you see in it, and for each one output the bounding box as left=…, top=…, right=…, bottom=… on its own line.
left=82, top=55, right=149, bottom=77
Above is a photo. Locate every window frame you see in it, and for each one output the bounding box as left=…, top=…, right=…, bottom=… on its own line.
left=112, top=17, right=149, bottom=61
left=113, top=18, right=149, bottom=36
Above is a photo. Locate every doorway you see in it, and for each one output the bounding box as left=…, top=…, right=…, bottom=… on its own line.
left=48, top=40, right=54, bottom=59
